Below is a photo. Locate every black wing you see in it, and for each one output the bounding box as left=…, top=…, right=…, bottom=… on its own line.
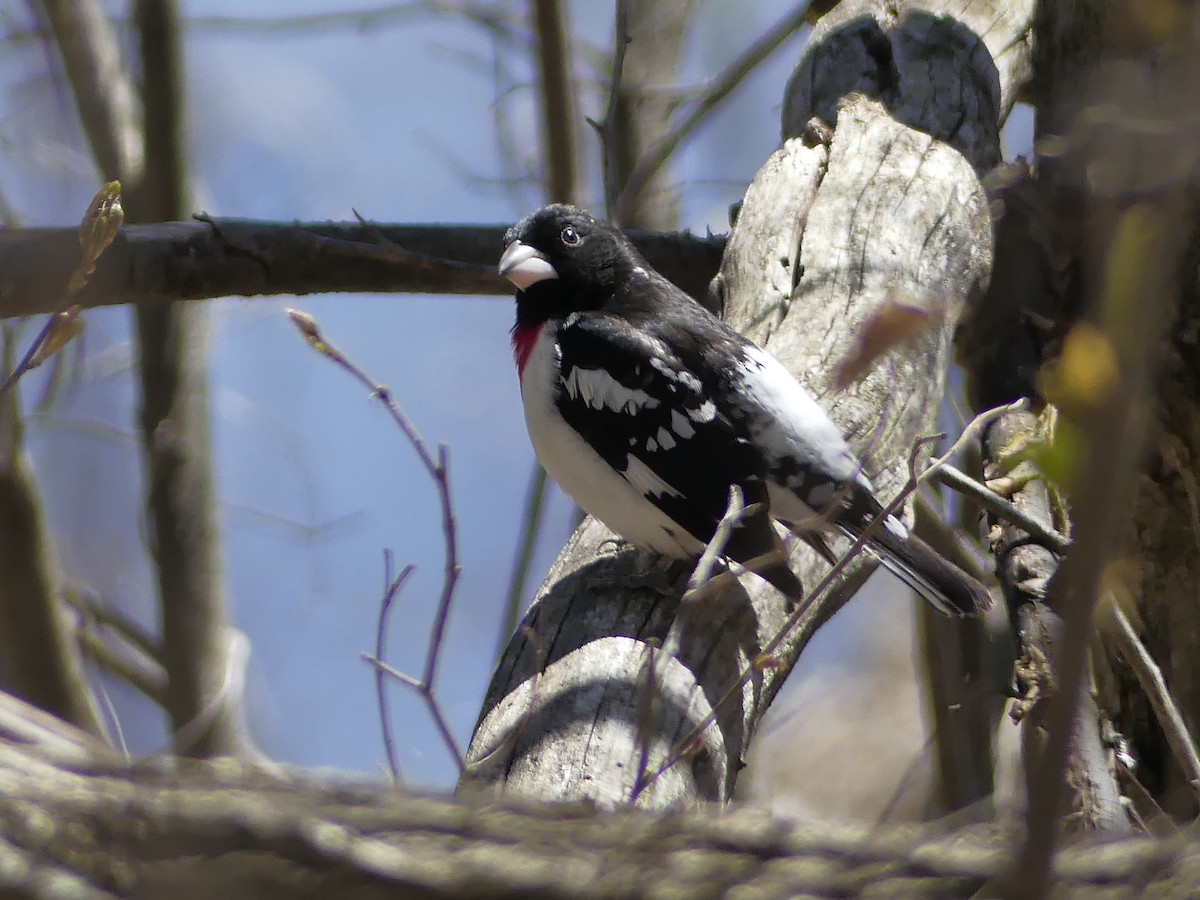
left=554, top=312, right=784, bottom=571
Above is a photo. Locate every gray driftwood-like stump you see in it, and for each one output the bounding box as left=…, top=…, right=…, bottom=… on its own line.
left=0, top=705, right=1195, bottom=899
left=465, top=0, right=1027, bottom=807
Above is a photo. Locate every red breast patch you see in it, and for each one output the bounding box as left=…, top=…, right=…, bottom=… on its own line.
left=511, top=322, right=543, bottom=381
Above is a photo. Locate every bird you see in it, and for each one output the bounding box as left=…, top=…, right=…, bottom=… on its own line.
left=497, top=203, right=992, bottom=616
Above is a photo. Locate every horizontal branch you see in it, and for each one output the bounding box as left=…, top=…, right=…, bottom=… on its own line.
left=0, top=725, right=1192, bottom=898
left=0, top=218, right=725, bottom=319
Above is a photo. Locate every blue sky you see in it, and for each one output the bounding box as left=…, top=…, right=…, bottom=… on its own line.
left=2, top=1, right=1031, bottom=791
left=3, top=0, right=819, bottom=786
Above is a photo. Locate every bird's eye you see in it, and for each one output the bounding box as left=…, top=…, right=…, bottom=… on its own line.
left=560, top=225, right=580, bottom=246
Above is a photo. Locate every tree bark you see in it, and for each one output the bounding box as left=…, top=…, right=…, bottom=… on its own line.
left=0, top=221, right=724, bottom=319
left=0, top=719, right=1195, bottom=899
left=610, top=0, right=699, bottom=227
left=0, top=383, right=104, bottom=734
left=467, top=0, right=1018, bottom=808
left=126, top=0, right=243, bottom=758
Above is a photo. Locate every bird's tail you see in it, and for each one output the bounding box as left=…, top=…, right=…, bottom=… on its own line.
left=864, top=522, right=993, bottom=616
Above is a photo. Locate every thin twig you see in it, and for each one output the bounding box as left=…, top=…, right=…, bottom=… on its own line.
left=663, top=486, right=761, bottom=661
left=1109, top=598, right=1200, bottom=800
left=76, top=625, right=167, bottom=705
left=164, top=628, right=253, bottom=759
left=685, top=485, right=749, bottom=597
left=933, top=464, right=1070, bottom=554
left=363, top=656, right=423, bottom=690
left=92, top=676, right=130, bottom=761
left=299, top=212, right=496, bottom=276
left=631, top=399, right=1027, bottom=799
left=375, top=553, right=415, bottom=783
left=594, top=0, right=631, bottom=219
left=424, top=445, right=461, bottom=693
left=1, top=315, right=61, bottom=394
left=642, top=487, right=760, bottom=801
left=463, top=623, right=546, bottom=773
left=612, top=2, right=812, bottom=222
left=531, top=0, right=580, bottom=204
left=287, top=309, right=465, bottom=774
left=60, top=584, right=165, bottom=667
left=631, top=636, right=662, bottom=799
left=497, top=465, right=548, bottom=663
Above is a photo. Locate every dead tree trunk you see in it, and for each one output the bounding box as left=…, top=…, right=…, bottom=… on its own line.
left=465, top=0, right=1029, bottom=807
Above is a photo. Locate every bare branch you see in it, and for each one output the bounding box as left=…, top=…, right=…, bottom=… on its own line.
left=1108, top=601, right=1200, bottom=802
left=0, top=328, right=104, bottom=735
left=76, top=625, right=167, bottom=706
left=497, top=467, right=548, bottom=662
left=125, top=0, right=243, bottom=758
left=531, top=0, right=581, bottom=203
left=289, top=310, right=465, bottom=774
left=933, top=464, right=1069, bottom=554
left=35, top=0, right=143, bottom=181
left=374, top=555, right=415, bottom=782
left=0, top=219, right=725, bottom=319
left=595, top=0, right=631, bottom=217
left=613, top=2, right=812, bottom=222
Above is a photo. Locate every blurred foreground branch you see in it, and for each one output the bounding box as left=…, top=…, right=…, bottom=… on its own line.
left=0, top=712, right=1194, bottom=899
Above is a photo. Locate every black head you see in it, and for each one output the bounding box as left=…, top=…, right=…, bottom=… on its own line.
left=499, top=204, right=635, bottom=320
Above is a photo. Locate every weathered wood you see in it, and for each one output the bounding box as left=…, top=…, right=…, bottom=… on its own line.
left=0, top=728, right=1197, bottom=899
left=467, top=0, right=1015, bottom=808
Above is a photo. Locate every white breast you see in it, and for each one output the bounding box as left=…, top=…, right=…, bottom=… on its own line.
left=520, top=323, right=704, bottom=558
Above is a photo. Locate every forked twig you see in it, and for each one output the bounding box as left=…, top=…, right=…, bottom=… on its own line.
left=612, top=3, right=812, bottom=222
left=375, top=553, right=415, bottom=782
left=933, top=463, right=1069, bottom=554
left=287, top=309, right=465, bottom=774
left=685, top=485, right=752, bottom=598
left=592, top=0, right=631, bottom=219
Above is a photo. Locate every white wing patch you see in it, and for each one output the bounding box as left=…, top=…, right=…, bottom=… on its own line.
left=670, top=410, right=695, bottom=439
left=624, top=456, right=682, bottom=498
left=737, top=345, right=860, bottom=483
left=563, top=366, right=660, bottom=415
left=649, top=357, right=702, bottom=393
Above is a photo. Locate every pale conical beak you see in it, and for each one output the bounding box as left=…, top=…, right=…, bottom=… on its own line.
left=498, top=240, right=559, bottom=290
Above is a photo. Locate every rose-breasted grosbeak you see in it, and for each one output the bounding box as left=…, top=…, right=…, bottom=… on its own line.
left=499, top=203, right=991, bottom=616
